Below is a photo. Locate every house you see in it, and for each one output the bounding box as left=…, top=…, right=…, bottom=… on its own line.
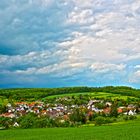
left=124, top=110, right=136, bottom=115
left=87, top=111, right=94, bottom=116
left=63, top=115, right=69, bottom=120
left=13, top=122, right=19, bottom=127
left=33, top=108, right=40, bottom=114
left=117, top=107, right=126, bottom=114
left=127, top=104, right=136, bottom=110
left=19, top=110, right=26, bottom=116
left=41, top=110, right=47, bottom=115
left=117, top=108, right=123, bottom=113
left=87, top=100, right=102, bottom=110
left=103, top=107, right=111, bottom=114
left=128, top=110, right=136, bottom=115
left=0, top=113, right=15, bottom=118
left=105, top=102, right=112, bottom=107
left=92, top=107, right=103, bottom=113
left=88, top=100, right=101, bottom=106
left=7, top=103, right=12, bottom=108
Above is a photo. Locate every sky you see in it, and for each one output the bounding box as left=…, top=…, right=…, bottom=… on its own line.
left=0, top=0, right=140, bottom=88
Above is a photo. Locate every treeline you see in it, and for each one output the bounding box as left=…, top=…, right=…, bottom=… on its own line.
left=0, top=86, right=140, bottom=101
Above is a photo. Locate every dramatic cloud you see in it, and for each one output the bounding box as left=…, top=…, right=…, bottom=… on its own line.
left=0, top=0, right=140, bottom=88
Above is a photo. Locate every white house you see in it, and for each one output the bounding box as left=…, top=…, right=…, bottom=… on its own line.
left=128, top=110, right=134, bottom=115
left=13, top=122, right=19, bottom=127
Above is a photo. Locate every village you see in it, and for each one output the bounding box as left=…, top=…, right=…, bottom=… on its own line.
left=0, top=96, right=139, bottom=128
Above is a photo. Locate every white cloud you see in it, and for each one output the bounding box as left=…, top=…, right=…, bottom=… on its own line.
left=134, top=65, right=140, bottom=69
left=59, top=34, right=127, bottom=63
left=90, top=63, right=125, bottom=73
left=1, top=0, right=140, bottom=87
left=71, top=0, right=93, bottom=8
left=68, top=9, right=94, bottom=25
left=129, top=69, right=140, bottom=83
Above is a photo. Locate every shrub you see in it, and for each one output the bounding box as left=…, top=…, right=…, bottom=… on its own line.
left=18, top=113, right=37, bottom=128
left=95, top=117, right=115, bottom=126
left=0, top=117, right=13, bottom=129
left=95, top=116, right=105, bottom=126
left=105, top=117, right=114, bottom=123
left=69, top=108, right=86, bottom=124
left=129, top=115, right=137, bottom=120
left=123, top=116, right=129, bottom=121
left=123, top=115, right=137, bottom=121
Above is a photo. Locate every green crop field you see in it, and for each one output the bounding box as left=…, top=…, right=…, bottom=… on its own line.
left=45, top=92, right=138, bottom=100
left=0, top=98, right=8, bottom=105
left=0, top=121, right=140, bottom=140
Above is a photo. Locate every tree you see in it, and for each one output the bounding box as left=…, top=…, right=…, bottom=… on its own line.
left=69, top=108, right=86, bottom=124
left=95, top=103, right=105, bottom=109
left=35, top=116, right=55, bottom=128
left=0, top=104, right=6, bottom=114
left=18, top=113, right=37, bottom=128
left=110, top=102, right=118, bottom=117
left=0, top=117, right=13, bottom=129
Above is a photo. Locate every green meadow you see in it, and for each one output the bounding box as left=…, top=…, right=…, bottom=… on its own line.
left=0, top=121, right=140, bottom=140
left=45, top=92, right=138, bottom=100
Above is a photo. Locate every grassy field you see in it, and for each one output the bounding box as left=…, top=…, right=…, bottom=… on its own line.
left=45, top=92, right=138, bottom=100
left=0, top=121, right=140, bottom=140
left=0, top=97, right=8, bottom=105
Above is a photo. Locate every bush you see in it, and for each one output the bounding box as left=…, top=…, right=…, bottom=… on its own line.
left=69, top=108, right=86, bottom=124
left=105, top=117, right=114, bottom=123
left=95, top=116, right=105, bottom=126
left=95, top=117, right=115, bottom=126
left=18, top=113, right=37, bottom=128
left=0, top=117, right=13, bottom=129
left=129, top=115, right=137, bottom=120
left=123, top=116, right=129, bottom=121
left=123, top=115, right=137, bottom=121
left=35, top=117, right=49, bottom=128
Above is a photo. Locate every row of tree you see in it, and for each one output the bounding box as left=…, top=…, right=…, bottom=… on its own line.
left=0, top=86, right=140, bottom=101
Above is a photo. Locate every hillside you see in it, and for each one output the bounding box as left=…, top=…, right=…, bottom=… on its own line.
left=0, top=86, right=140, bottom=130
left=0, top=86, right=140, bottom=101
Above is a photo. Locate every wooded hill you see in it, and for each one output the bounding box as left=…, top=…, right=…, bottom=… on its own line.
left=0, top=86, right=140, bottom=100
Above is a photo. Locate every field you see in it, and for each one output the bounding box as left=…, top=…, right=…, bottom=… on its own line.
left=0, top=121, right=140, bottom=140
left=0, top=98, right=8, bottom=103
left=45, top=92, right=138, bottom=100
